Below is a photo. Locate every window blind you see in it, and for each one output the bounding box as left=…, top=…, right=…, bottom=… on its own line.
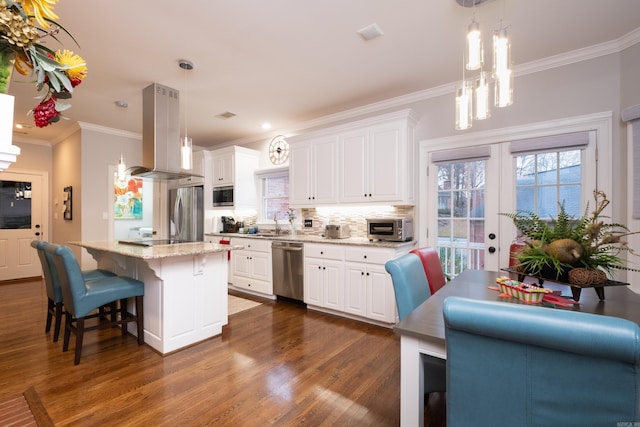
left=509, top=132, right=589, bottom=154
left=431, top=146, right=491, bottom=164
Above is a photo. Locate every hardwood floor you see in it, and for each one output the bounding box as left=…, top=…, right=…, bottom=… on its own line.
left=0, top=279, right=445, bottom=426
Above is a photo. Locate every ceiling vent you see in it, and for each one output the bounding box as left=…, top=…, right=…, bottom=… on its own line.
left=216, top=111, right=237, bottom=119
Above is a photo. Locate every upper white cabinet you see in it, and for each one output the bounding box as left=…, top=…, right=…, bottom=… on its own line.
left=289, top=136, right=338, bottom=206
left=340, top=120, right=411, bottom=203
left=210, top=146, right=259, bottom=209
left=288, top=109, right=417, bottom=207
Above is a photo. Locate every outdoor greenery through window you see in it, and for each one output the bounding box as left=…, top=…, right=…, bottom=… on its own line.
left=260, top=171, right=291, bottom=222
left=515, top=149, right=582, bottom=219
left=436, top=160, right=486, bottom=277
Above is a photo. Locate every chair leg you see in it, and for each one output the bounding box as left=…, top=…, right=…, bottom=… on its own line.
left=53, top=302, right=63, bottom=343
left=74, top=317, right=85, bottom=365
left=120, top=298, right=128, bottom=336
left=136, top=295, right=144, bottom=345
left=45, top=298, right=54, bottom=333
left=62, top=312, right=72, bottom=352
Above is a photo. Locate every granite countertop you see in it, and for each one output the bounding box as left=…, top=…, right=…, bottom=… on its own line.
left=70, top=240, right=243, bottom=260
left=205, top=232, right=417, bottom=250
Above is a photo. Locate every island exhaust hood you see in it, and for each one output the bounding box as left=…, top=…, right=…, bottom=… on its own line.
left=128, top=83, right=202, bottom=180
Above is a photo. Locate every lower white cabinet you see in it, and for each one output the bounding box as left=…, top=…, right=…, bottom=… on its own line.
left=304, top=244, right=345, bottom=311
left=344, top=247, right=398, bottom=323
left=304, top=243, right=403, bottom=325
left=230, top=237, right=273, bottom=296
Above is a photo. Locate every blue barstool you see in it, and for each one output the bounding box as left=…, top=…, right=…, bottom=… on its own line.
left=44, top=243, right=145, bottom=365
left=31, top=240, right=116, bottom=342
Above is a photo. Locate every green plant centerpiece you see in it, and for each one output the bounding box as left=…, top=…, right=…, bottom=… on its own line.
left=502, top=190, right=637, bottom=285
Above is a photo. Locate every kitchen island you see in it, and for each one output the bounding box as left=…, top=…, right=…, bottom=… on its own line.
left=71, top=240, right=242, bottom=354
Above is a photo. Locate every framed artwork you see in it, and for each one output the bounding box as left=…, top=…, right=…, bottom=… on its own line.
left=63, top=186, right=72, bottom=220
left=114, top=177, right=143, bottom=219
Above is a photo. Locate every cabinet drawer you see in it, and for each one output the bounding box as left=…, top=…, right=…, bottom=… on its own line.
left=233, top=276, right=272, bottom=295
left=345, top=248, right=396, bottom=264
left=230, top=237, right=272, bottom=253
left=304, top=243, right=345, bottom=260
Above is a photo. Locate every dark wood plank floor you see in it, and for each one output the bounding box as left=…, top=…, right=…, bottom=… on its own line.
left=0, top=279, right=445, bottom=426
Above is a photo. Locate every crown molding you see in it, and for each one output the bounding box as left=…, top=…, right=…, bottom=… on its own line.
left=228, top=27, right=640, bottom=146
left=77, top=121, right=141, bottom=140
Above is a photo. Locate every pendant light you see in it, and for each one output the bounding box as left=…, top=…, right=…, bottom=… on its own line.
left=117, top=154, right=126, bottom=182
left=455, top=0, right=513, bottom=129
left=465, top=19, right=482, bottom=71
left=493, top=24, right=513, bottom=107
left=179, top=59, right=194, bottom=171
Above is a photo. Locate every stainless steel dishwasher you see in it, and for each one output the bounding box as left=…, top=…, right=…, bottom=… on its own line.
left=272, top=241, right=304, bottom=302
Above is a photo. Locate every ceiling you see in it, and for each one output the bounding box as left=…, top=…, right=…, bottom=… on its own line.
left=8, top=0, right=640, bottom=148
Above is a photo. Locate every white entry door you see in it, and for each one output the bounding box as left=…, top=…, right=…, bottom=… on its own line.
left=0, top=171, right=46, bottom=281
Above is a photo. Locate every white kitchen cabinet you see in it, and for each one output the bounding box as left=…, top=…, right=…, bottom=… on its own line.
left=211, top=151, right=234, bottom=186
left=176, top=150, right=207, bottom=186
left=340, top=116, right=416, bottom=204
left=304, top=243, right=345, bottom=311
left=289, top=136, right=338, bottom=207
left=344, top=247, right=399, bottom=324
left=230, top=237, right=272, bottom=296
left=210, top=146, right=259, bottom=209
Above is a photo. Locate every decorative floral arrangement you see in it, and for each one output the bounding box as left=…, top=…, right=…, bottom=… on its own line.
left=0, top=0, right=87, bottom=127
left=287, top=208, right=296, bottom=225
left=503, top=190, right=638, bottom=283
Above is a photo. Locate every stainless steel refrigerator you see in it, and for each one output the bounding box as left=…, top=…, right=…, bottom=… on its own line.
left=169, top=185, right=204, bottom=241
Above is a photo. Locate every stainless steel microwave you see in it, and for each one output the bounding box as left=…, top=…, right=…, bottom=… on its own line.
left=213, top=186, right=234, bottom=207
left=367, top=218, right=413, bottom=242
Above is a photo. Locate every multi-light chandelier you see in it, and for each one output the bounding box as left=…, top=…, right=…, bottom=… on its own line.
left=455, top=0, right=513, bottom=130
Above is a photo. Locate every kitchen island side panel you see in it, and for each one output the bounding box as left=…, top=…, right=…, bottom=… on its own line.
left=84, top=248, right=229, bottom=354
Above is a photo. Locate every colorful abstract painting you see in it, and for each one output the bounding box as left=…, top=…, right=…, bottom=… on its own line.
left=114, top=177, right=143, bottom=219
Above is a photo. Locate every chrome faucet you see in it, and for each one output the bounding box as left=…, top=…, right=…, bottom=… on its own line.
left=274, top=213, right=280, bottom=236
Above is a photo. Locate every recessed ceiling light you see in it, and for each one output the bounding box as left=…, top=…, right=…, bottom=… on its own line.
left=261, top=122, right=272, bottom=130
left=357, top=23, right=384, bottom=41
left=115, top=100, right=128, bottom=108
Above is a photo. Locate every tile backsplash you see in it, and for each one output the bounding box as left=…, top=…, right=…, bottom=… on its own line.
left=221, top=205, right=414, bottom=238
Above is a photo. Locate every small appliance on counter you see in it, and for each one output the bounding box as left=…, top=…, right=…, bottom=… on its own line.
left=221, top=216, right=237, bottom=233
left=367, top=217, right=413, bottom=242
left=325, top=224, right=351, bottom=239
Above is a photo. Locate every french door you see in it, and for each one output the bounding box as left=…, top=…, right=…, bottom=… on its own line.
left=422, top=124, right=601, bottom=279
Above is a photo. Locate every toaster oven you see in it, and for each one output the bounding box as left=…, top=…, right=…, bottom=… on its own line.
left=367, top=218, right=413, bottom=242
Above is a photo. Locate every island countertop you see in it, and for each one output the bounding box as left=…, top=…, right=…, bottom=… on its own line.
left=70, top=240, right=243, bottom=260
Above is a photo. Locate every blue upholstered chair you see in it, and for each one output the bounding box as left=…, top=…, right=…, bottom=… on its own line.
left=385, top=253, right=447, bottom=395
left=443, top=296, right=640, bottom=426
left=30, top=240, right=116, bottom=342
left=44, top=243, right=145, bottom=365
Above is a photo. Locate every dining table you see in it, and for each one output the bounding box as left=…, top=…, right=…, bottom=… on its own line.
left=393, top=268, right=640, bottom=427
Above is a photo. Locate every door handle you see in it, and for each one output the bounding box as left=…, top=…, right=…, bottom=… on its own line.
left=488, top=246, right=496, bottom=253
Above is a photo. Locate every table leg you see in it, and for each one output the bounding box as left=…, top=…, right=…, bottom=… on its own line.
left=400, top=335, right=425, bottom=427
left=594, top=286, right=605, bottom=300
left=570, top=286, right=582, bottom=301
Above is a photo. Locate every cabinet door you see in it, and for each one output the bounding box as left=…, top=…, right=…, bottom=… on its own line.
left=304, top=258, right=324, bottom=306
left=323, top=259, right=344, bottom=311
left=233, top=250, right=251, bottom=277
left=213, top=153, right=234, bottom=185
left=312, top=137, right=338, bottom=204
left=369, top=123, right=402, bottom=202
left=289, top=142, right=313, bottom=206
left=340, top=129, right=369, bottom=203
left=367, top=264, right=397, bottom=323
left=344, top=262, right=367, bottom=317
left=250, top=251, right=271, bottom=282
